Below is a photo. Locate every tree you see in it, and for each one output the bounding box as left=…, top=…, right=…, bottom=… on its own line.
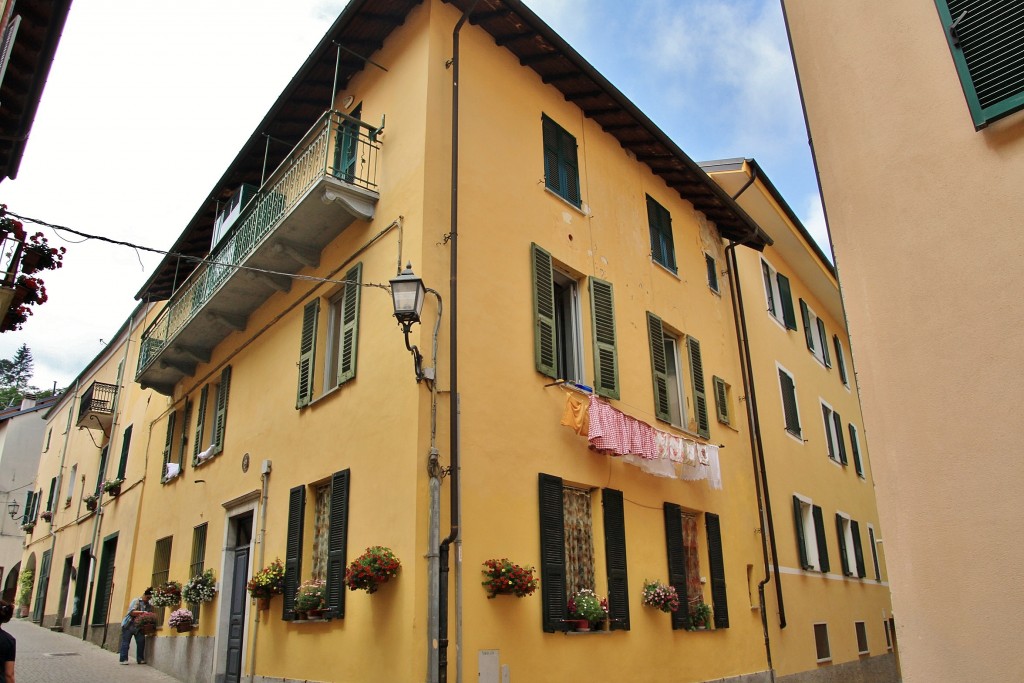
left=0, top=344, right=38, bottom=407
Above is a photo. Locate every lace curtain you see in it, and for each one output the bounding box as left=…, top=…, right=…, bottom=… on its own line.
left=563, top=487, right=595, bottom=597
left=312, top=484, right=331, bottom=581
left=682, top=512, right=702, bottom=608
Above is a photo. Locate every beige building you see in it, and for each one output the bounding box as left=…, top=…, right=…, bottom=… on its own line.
left=782, top=1, right=1024, bottom=681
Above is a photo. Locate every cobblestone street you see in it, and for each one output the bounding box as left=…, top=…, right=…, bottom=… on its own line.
left=5, top=618, right=182, bottom=682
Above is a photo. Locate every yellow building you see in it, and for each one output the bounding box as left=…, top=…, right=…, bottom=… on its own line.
left=23, top=2, right=893, bottom=682
left=783, top=1, right=1024, bottom=681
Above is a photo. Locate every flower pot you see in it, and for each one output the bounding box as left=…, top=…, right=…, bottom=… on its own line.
left=572, top=619, right=590, bottom=632
left=175, top=622, right=193, bottom=633
left=85, top=499, right=97, bottom=512
left=105, top=485, right=121, bottom=497
left=294, top=610, right=307, bottom=620
left=257, top=597, right=270, bottom=611
left=307, top=608, right=325, bottom=619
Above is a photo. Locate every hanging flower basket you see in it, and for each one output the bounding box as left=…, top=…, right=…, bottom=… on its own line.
left=481, top=558, right=538, bottom=598
left=247, top=558, right=285, bottom=601
left=345, top=546, right=401, bottom=593
left=168, top=608, right=194, bottom=633
left=19, top=234, right=65, bottom=275
left=136, top=612, right=158, bottom=636
left=39, top=511, right=53, bottom=523
left=20, top=522, right=34, bottom=533
left=181, top=569, right=218, bottom=604
left=103, top=478, right=124, bottom=496
left=84, top=495, right=98, bottom=512
left=641, top=579, right=680, bottom=613
left=151, top=581, right=182, bottom=608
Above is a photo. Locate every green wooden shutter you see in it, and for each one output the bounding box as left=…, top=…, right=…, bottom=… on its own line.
left=687, top=336, right=710, bottom=438
left=296, top=299, right=319, bottom=408
left=542, top=115, right=560, bottom=197
left=849, top=424, right=864, bottom=477
left=822, top=405, right=836, bottom=460
left=713, top=376, right=730, bottom=425
left=116, top=425, right=133, bottom=480
left=834, top=411, right=848, bottom=465
left=935, top=0, right=1024, bottom=129
left=780, top=369, right=801, bottom=436
left=538, top=473, right=568, bottom=632
left=646, top=196, right=676, bottom=272
left=851, top=520, right=866, bottom=578
left=34, top=549, right=52, bottom=623
left=21, top=491, right=31, bottom=526
left=327, top=469, right=350, bottom=619
left=833, top=335, right=848, bottom=385
left=646, top=312, right=671, bottom=422
left=337, top=263, right=362, bottom=386
left=162, top=412, right=176, bottom=469
left=836, top=514, right=851, bottom=576
left=46, top=478, right=56, bottom=513
left=95, top=446, right=108, bottom=496
left=531, top=243, right=558, bottom=379
left=283, top=485, right=306, bottom=621
left=793, top=497, right=809, bottom=570
left=590, top=277, right=619, bottom=399
left=812, top=505, right=830, bottom=573
left=705, top=254, right=719, bottom=292
left=559, top=126, right=581, bottom=207
left=91, top=540, right=117, bottom=625
left=213, top=366, right=232, bottom=451
left=602, top=488, right=630, bottom=631
left=799, top=299, right=814, bottom=350
left=705, top=513, right=729, bottom=629
left=178, top=400, right=191, bottom=467
left=777, top=273, right=797, bottom=330
left=663, top=503, right=691, bottom=630
left=817, top=319, right=831, bottom=367
left=869, top=526, right=881, bottom=580
left=192, top=385, right=209, bottom=461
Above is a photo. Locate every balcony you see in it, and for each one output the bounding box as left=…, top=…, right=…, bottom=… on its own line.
left=78, top=381, right=118, bottom=431
left=136, top=110, right=381, bottom=395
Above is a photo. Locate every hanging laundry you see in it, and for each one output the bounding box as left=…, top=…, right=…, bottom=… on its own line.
left=623, top=453, right=676, bottom=478
left=706, top=445, right=723, bottom=491
left=588, top=395, right=627, bottom=454
left=560, top=390, right=590, bottom=436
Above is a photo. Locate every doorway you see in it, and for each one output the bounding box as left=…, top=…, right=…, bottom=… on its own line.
left=56, top=556, right=73, bottom=629
left=223, top=512, right=253, bottom=683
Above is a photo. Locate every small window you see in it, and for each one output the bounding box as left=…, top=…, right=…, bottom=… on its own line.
left=532, top=244, right=586, bottom=386
left=705, top=253, right=719, bottom=293
left=646, top=195, right=676, bottom=273
left=800, top=299, right=831, bottom=367
left=856, top=621, right=869, bottom=655
left=66, top=464, right=77, bottom=505
left=713, top=376, right=731, bottom=426
left=814, top=623, right=831, bottom=662
left=646, top=312, right=708, bottom=436
left=835, top=513, right=866, bottom=578
left=778, top=366, right=802, bottom=438
left=821, top=402, right=847, bottom=465
left=793, top=496, right=829, bottom=573
left=761, top=259, right=797, bottom=329
left=296, top=264, right=362, bottom=407
left=542, top=114, right=581, bottom=207
left=311, top=483, right=331, bottom=581
left=848, top=423, right=864, bottom=477
left=868, top=524, right=881, bottom=581
left=884, top=619, right=892, bottom=651
left=833, top=335, right=849, bottom=387
left=192, top=366, right=232, bottom=464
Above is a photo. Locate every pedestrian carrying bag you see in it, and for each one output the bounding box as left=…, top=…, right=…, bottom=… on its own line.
left=121, top=614, right=132, bottom=630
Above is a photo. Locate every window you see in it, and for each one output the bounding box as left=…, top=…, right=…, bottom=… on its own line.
left=663, top=503, right=730, bottom=630
left=833, top=335, right=849, bottom=387
left=884, top=619, right=892, bottom=650
left=868, top=524, right=881, bottom=581
left=189, top=523, right=208, bottom=623
left=778, top=366, right=802, bottom=438
left=533, top=244, right=619, bottom=398
left=935, top=0, right=1024, bottom=129
left=848, top=423, right=864, bottom=477
left=115, top=424, right=132, bottom=481
left=94, top=445, right=109, bottom=496
left=705, top=253, right=719, bottom=293
left=835, top=513, right=866, bottom=578
left=296, top=263, right=363, bottom=407
left=163, top=401, right=192, bottom=481
left=814, top=623, right=831, bottom=662
left=792, top=495, right=829, bottom=573
left=92, top=534, right=117, bottom=625
left=192, top=365, right=232, bottom=464
left=646, top=195, right=676, bottom=272
left=713, top=376, right=732, bottom=426
left=46, top=477, right=56, bottom=513
left=800, top=299, right=831, bottom=367
left=284, top=469, right=350, bottom=621
left=541, top=114, right=581, bottom=207
left=538, top=474, right=630, bottom=632
left=856, top=621, right=869, bottom=655
left=761, top=259, right=797, bottom=329
left=152, top=536, right=172, bottom=623
left=821, top=402, right=847, bottom=465
left=646, top=313, right=709, bottom=436
left=33, top=549, right=51, bottom=623
left=66, top=464, right=77, bottom=505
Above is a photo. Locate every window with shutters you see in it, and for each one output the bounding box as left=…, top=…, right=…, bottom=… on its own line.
left=538, top=474, right=629, bottom=632
left=296, top=263, right=362, bottom=407
left=189, top=523, right=208, bottom=624
left=820, top=401, right=847, bottom=465
left=663, top=503, right=729, bottom=630
left=884, top=618, right=892, bottom=651
left=833, top=335, right=849, bottom=388
left=705, top=253, right=720, bottom=293
left=92, top=534, right=117, bottom=625
left=541, top=114, right=581, bottom=208
left=192, top=365, right=232, bottom=466
left=761, top=258, right=797, bottom=330
left=283, top=470, right=349, bottom=621
left=800, top=299, right=831, bottom=367
left=867, top=523, right=881, bottom=581
left=65, top=464, right=76, bottom=506
left=814, top=623, right=832, bottom=662
left=935, top=0, right=1024, bottom=129
left=646, top=195, right=676, bottom=273
left=792, top=495, right=829, bottom=573
left=162, top=400, right=192, bottom=483
left=646, top=312, right=709, bottom=437
left=713, top=376, right=732, bottom=426
left=115, top=424, right=133, bottom=481
left=835, top=513, right=866, bottom=579
left=848, top=423, right=865, bottom=478
left=777, top=365, right=802, bottom=439
left=152, top=536, right=172, bottom=624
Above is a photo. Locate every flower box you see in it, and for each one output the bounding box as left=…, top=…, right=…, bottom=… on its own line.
left=345, top=546, right=401, bottom=594
left=481, top=558, right=538, bottom=598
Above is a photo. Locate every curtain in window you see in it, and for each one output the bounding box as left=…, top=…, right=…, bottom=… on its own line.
left=682, top=512, right=702, bottom=609
left=312, top=484, right=331, bottom=581
left=563, top=487, right=594, bottom=597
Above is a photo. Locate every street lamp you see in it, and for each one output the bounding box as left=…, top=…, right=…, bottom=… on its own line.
left=390, top=262, right=426, bottom=381
left=7, top=499, right=19, bottom=520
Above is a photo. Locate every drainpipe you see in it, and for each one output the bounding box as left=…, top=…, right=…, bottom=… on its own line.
left=425, top=292, right=443, bottom=683
left=439, top=3, right=480, bottom=682
left=44, top=379, right=80, bottom=629
left=248, top=463, right=271, bottom=683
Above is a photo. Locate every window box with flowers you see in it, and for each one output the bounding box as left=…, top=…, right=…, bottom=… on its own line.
left=481, top=558, right=538, bottom=598
left=136, top=612, right=158, bottom=636
left=689, top=599, right=712, bottom=631
left=19, top=232, right=65, bottom=275
left=294, top=579, right=327, bottom=620
left=247, top=558, right=285, bottom=610
left=102, top=478, right=124, bottom=496
left=641, top=579, right=680, bottom=614
left=567, top=588, right=609, bottom=632
left=345, top=546, right=401, bottom=594
left=20, top=521, right=34, bottom=533
left=181, top=569, right=218, bottom=605
left=168, top=608, right=194, bottom=633
left=152, top=580, right=182, bottom=608
left=39, top=511, right=53, bottom=523
left=84, top=495, right=98, bottom=512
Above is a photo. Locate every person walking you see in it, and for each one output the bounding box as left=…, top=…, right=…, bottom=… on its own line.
left=0, top=601, right=15, bottom=682
left=118, top=587, right=154, bottom=665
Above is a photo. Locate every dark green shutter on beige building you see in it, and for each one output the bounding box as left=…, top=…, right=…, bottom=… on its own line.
left=602, top=488, right=630, bottom=631
left=817, top=318, right=831, bottom=367
left=777, top=273, right=797, bottom=330
left=836, top=514, right=851, bottom=576
left=800, top=299, right=814, bottom=351
left=852, top=520, right=866, bottom=578
left=812, top=505, right=830, bottom=573
left=590, top=277, right=619, bottom=400
left=663, top=503, right=691, bottom=630
left=193, top=385, right=209, bottom=460
left=327, top=469, right=350, bottom=619
left=296, top=299, right=320, bottom=408
left=284, top=485, right=306, bottom=621
left=705, top=513, right=729, bottom=629
left=713, top=376, right=730, bottom=425
left=538, top=473, right=568, bottom=632
left=213, top=366, right=231, bottom=451
left=336, top=263, right=362, bottom=386
left=687, top=336, right=710, bottom=438
left=531, top=243, right=558, bottom=379
left=646, top=312, right=672, bottom=422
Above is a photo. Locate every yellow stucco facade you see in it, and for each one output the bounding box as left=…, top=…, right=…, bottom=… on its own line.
left=20, top=2, right=895, bottom=682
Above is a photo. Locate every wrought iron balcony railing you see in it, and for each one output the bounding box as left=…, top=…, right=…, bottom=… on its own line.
left=136, top=110, right=381, bottom=384
left=77, top=381, right=117, bottom=430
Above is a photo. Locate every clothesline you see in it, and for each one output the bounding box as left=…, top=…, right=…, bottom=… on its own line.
left=558, top=389, right=723, bottom=491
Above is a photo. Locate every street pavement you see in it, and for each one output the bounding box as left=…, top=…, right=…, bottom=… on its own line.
left=3, top=617, right=182, bottom=682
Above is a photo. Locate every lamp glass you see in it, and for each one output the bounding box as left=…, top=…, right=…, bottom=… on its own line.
left=390, top=266, right=425, bottom=322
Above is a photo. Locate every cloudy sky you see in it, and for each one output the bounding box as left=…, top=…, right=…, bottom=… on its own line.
left=0, top=0, right=825, bottom=390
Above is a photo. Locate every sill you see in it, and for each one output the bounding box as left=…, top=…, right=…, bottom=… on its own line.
left=767, top=313, right=789, bottom=332
left=308, top=383, right=344, bottom=408
left=193, top=448, right=222, bottom=469
left=564, top=629, right=613, bottom=636
left=858, top=650, right=870, bottom=657
left=652, top=259, right=680, bottom=279
left=542, top=186, right=588, bottom=216
left=291, top=618, right=331, bottom=624
left=816, top=658, right=832, bottom=665
left=784, top=429, right=804, bottom=445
